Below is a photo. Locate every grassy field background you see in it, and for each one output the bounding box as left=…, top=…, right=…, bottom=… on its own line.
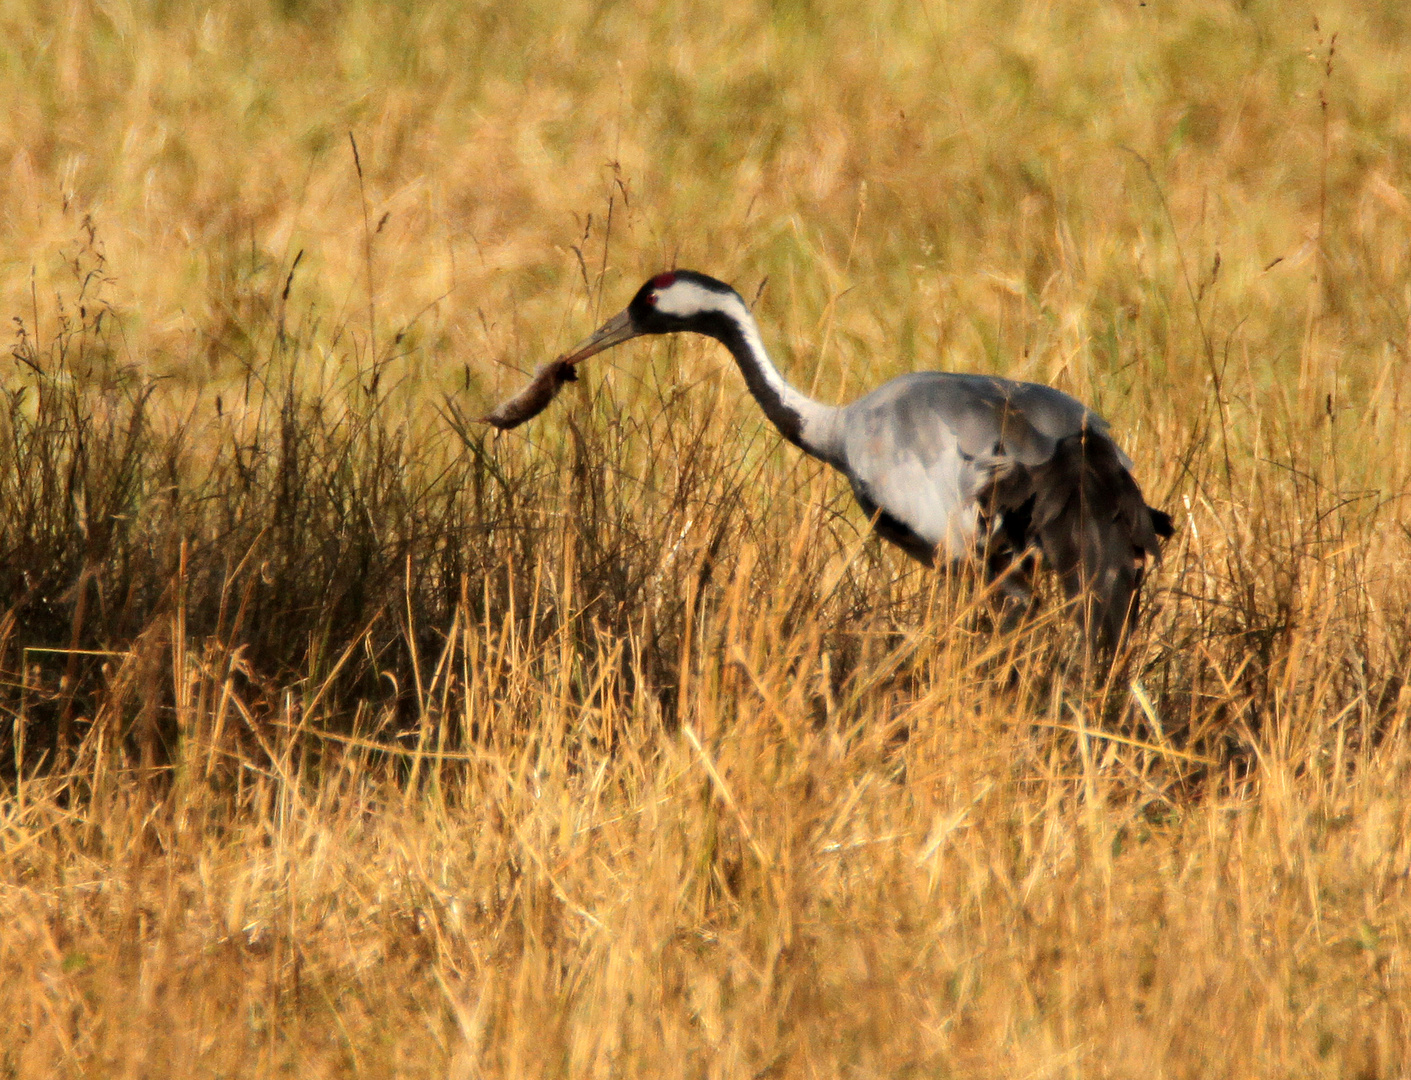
left=3, top=0, right=1411, bottom=1075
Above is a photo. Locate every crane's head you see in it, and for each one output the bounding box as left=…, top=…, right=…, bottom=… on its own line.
left=561, top=271, right=746, bottom=363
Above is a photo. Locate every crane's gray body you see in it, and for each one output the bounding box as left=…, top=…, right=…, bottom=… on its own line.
left=836, top=372, right=1128, bottom=563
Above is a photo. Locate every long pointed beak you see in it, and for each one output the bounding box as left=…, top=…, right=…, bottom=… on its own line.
left=561, top=308, right=639, bottom=364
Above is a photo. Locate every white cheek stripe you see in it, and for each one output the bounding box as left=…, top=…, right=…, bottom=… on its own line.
left=655, top=281, right=736, bottom=318
left=655, top=285, right=786, bottom=394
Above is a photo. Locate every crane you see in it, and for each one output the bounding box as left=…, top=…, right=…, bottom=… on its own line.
left=546, top=270, right=1173, bottom=647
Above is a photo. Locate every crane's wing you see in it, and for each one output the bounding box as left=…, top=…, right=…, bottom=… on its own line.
left=838, top=372, right=1108, bottom=561
left=838, top=371, right=1170, bottom=646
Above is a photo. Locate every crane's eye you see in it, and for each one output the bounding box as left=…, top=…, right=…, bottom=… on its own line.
left=646, top=292, right=658, bottom=305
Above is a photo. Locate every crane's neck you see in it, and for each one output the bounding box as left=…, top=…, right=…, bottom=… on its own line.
left=695, top=298, right=845, bottom=467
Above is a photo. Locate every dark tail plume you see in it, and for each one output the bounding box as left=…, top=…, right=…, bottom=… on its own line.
left=1026, top=430, right=1170, bottom=649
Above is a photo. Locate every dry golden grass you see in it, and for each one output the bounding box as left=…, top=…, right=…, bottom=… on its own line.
left=3, top=0, right=1411, bottom=1075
